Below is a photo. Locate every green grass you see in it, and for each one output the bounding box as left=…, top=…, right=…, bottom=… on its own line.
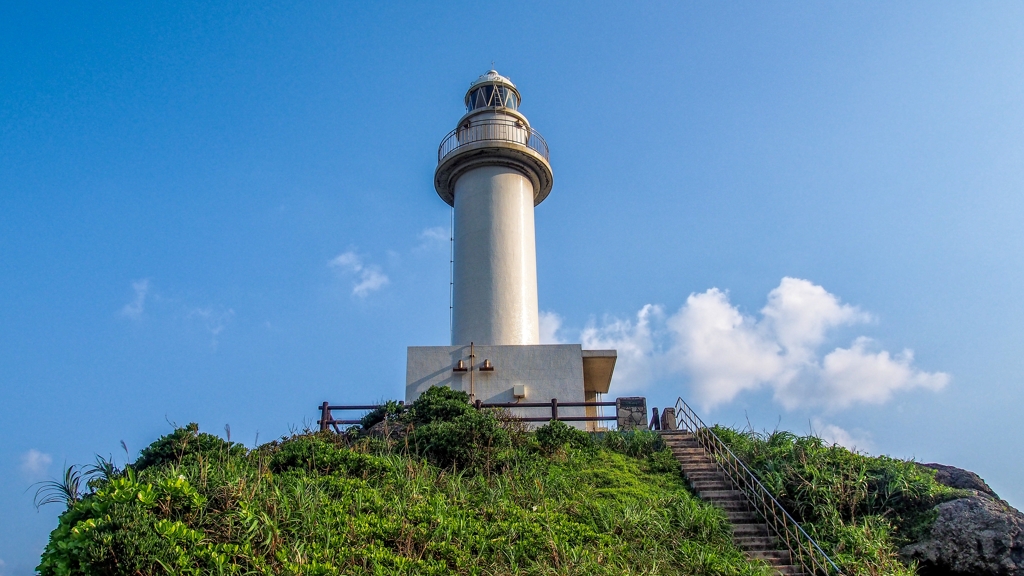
left=37, top=388, right=775, bottom=576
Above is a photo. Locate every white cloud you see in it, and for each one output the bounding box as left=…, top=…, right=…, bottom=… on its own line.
left=120, top=279, right=150, bottom=319
left=188, top=306, right=235, bottom=347
left=416, top=226, right=449, bottom=251
left=330, top=252, right=361, bottom=269
left=561, top=278, right=949, bottom=410
left=329, top=250, right=390, bottom=297
left=581, top=305, right=662, bottom=393
left=786, top=336, right=946, bottom=412
left=761, top=277, right=871, bottom=362
left=20, top=449, right=52, bottom=480
left=539, top=311, right=566, bottom=344
left=666, top=289, right=784, bottom=407
left=811, top=418, right=872, bottom=451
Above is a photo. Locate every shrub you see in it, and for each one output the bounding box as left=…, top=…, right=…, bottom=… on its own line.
left=405, top=386, right=473, bottom=425
left=408, top=409, right=511, bottom=471
left=535, top=420, right=592, bottom=452
left=360, top=399, right=407, bottom=429
left=268, top=432, right=383, bottom=476
left=133, top=423, right=244, bottom=471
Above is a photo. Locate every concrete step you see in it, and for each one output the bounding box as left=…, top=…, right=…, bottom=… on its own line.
left=675, top=457, right=715, bottom=465
left=724, top=510, right=760, bottom=523
left=689, top=480, right=733, bottom=492
left=773, top=565, right=807, bottom=576
left=731, top=523, right=769, bottom=536
left=733, top=536, right=776, bottom=550
left=664, top=440, right=701, bottom=448
left=750, top=549, right=792, bottom=562
left=671, top=450, right=708, bottom=459
left=684, top=468, right=724, bottom=477
left=699, top=489, right=744, bottom=499
left=663, top=442, right=698, bottom=448
left=675, top=458, right=716, bottom=466
left=664, top=443, right=700, bottom=450
left=705, top=499, right=749, bottom=511
left=690, top=482, right=734, bottom=494
left=679, top=465, right=721, bottom=473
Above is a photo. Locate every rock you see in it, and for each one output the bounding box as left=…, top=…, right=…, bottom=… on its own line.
left=365, top=418, right=407, bottom=441
left=900, top=495, right=1024, bottom=576
left=920, top=462, right=999, bottom=498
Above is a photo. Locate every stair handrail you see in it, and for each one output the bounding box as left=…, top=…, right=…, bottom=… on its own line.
left=673, top=397, right=843, bottom=576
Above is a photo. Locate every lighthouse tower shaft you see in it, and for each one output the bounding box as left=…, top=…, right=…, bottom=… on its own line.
left=452, top=166, right=540, bottom=345
left=434, top=70, right=554, bottom=346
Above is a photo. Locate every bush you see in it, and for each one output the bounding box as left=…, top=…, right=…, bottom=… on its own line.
left=405, top=386, right=473, bottom=425
left=535, top=420, right=592, bottom=452
left=268, top=432, right=384, bottom=476
left=133, top=423, right=244, bottom=471
left=409, top=409, right=512, bottom=471
left=360, top=400, right=407, bottom=429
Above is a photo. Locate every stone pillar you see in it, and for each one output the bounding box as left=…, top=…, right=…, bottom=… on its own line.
left=660, top=407, right=677, bottom=431
left=616, top=397, right=648, bottom=430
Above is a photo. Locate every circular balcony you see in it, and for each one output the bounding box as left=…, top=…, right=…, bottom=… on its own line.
left=437, top=119, right=549, bottom=163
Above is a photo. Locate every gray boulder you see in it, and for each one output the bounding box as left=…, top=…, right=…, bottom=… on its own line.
left=365, top=418, right=408, bottom=441
left=901, top=495, right=1024, bottom=575
left=920, top=462, right=999, bottom=498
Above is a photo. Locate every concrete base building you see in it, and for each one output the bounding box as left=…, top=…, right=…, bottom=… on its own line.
left=405, top=70, right=617, bottom=428
left=406, top=345, right=615, bottom=428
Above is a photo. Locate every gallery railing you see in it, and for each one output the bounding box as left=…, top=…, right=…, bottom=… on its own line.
left=318, top=398, right=616, bottom=432
left=438, top=119, right=550, bottom=163
left=673, top=397, right=843, bottom=576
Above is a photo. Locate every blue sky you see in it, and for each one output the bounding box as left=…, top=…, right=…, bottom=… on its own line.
left=3, top=2, right=1024, bottom=572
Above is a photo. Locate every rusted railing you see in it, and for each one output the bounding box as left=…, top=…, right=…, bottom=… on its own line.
left=474, top=398, right=616, bottom=423
left=318, top=399, right=615, bottom=432
left=438, top=119, right=549, bottom=163
left=673, top=397, right=843, bottom=576
left=318, top=402, right=404, bottom=432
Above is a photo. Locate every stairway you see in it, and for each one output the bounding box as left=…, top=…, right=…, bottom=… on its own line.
left=661, top=430, right=807, bottom=576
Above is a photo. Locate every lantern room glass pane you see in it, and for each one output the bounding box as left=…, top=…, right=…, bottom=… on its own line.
left=467, top=85, right=518, bottom=111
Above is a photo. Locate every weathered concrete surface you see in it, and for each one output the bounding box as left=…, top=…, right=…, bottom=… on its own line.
left=406, top=344, right=588, bottom=427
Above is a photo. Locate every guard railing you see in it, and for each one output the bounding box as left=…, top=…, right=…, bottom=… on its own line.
left=673, top=397, right=843, bottom=575
left=318, top=399, right=615, bottom=432
left=438, top=119, right=549, bottom=162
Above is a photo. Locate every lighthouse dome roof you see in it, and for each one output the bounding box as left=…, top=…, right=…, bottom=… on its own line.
left=469, top=69, right=516, bottom=89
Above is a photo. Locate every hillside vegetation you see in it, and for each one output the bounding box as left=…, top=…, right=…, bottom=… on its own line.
left=37, top=388, right=773, bottom=576
left=36, top=388, right=963, bottom=575
left=714, top=427, right=966, bottom=575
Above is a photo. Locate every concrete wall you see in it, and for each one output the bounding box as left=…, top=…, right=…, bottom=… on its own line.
left=406, top=344, right=588, bottom=427
left=451, top=165, right=540, bottom=346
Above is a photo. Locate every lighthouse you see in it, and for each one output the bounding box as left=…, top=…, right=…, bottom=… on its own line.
left=434, top=70, right=552, bottom=346
left=406, top=70, right=617, bottom=428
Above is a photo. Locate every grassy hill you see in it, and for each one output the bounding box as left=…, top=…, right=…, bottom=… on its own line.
left=36, top=388, right=963, bottom=575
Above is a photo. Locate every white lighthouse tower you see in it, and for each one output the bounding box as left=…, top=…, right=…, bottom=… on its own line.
left=406, top=70, right=616, bottom=428
left=435, top=70, right=552, bottom=346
